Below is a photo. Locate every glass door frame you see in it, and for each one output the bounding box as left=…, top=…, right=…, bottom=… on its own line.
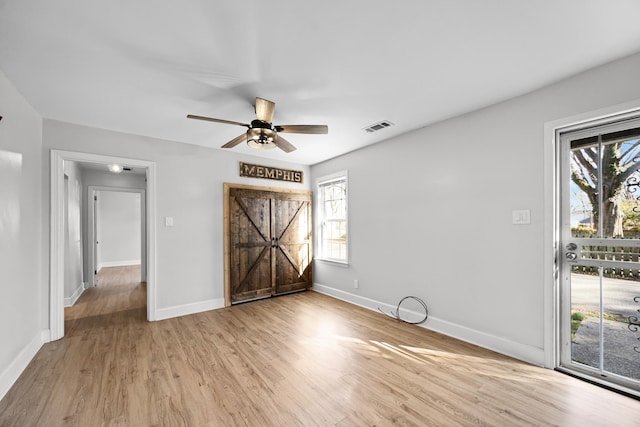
left=556, top=115, right=640, bottom=398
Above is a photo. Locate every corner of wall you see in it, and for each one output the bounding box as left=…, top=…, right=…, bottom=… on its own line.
left=64, top=282, right=86, bottom=307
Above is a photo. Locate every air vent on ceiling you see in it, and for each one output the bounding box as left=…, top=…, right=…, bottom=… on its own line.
left=363, top=120, right=394, bottom=133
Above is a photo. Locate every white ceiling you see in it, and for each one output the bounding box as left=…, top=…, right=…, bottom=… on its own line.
left=2, top=1, right=640, bottom=165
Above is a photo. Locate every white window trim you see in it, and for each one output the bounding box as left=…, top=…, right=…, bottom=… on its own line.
left=316, top=170, right=349, bottom=265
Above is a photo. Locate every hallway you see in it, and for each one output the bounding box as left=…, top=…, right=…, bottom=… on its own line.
left=65, top=265, right=146, bottom=331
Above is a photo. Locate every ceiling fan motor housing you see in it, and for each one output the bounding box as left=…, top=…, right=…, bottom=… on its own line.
left=247, top=121, right=277, bottom=150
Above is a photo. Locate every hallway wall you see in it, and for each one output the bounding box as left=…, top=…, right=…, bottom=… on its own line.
left=63, top=160, right=84, bottom=305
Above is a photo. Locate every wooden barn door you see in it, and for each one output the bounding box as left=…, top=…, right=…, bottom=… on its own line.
left=225, top=184, right=312, bottom=305
left=273, top=194, right=312, bottom=295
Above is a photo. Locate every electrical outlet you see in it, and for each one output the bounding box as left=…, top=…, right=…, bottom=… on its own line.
left=354, top=279, right=359, bottom=289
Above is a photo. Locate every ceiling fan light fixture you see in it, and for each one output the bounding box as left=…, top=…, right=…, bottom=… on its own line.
left=247, top=128, right=277, bottom=150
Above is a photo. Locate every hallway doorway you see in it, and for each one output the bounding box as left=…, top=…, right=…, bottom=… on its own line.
left=50, top=150, right=157, bottom=341
left=89, top=188, right=146, bottom=288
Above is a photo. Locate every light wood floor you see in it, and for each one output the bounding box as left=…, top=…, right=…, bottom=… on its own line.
left=1, top=267, right=639, bottom=426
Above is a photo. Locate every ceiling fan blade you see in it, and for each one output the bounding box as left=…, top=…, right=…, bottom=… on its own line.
left=255, top=97, right=275, bottom=123
left=275, top=124, right=328, bottom=134
left=187, top=114, right=250, bottom=128
left=221, top=133, right=247, bottom=149
left=273, top=135, right=297, bottom=153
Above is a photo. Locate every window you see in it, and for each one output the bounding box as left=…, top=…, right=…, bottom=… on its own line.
left=317, top=171, right=348, bottom=263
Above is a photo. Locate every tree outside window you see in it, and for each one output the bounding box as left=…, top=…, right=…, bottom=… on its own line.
left=571, top=132, right=640, bottom=238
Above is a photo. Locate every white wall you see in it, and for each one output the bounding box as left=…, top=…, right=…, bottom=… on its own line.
left=0, top=69, right=44, bottom=399
left=63, top=160, right=84, bottom=305
left=43, top=121, right=311, bottom=313
left=311, top=51, right=640, bottom=365
left=97, top=190, right=141, bottom=269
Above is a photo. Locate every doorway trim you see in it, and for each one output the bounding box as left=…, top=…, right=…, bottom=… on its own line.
left=88, top=186, right=147, bottom=288
left=543, top=98, right=640, bottom=369
left=50, top=150, right=157, bottom=341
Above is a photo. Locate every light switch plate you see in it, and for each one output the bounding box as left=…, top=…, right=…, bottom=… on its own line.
left=165, top=216, right=174, bottom=227
left=512, top=209, right=531, bottom=225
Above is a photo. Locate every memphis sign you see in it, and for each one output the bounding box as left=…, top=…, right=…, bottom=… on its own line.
left=239, top=162, right=303, bottom=183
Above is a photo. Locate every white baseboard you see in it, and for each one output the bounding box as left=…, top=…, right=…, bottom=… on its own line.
left=64, top=282, right=86, bottom=307
left=313, top=283, right=545, bottom=366
left=98, top=260, right=141, bottom=271
left=0, top=329, right=49, bottom=402
left=154, top=298, right=225, bottom=321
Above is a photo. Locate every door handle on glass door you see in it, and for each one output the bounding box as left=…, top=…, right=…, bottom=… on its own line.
left=566, top=252, right=578, bottom=261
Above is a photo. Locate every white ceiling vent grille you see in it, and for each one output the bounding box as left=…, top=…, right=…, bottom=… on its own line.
left=363, top=120, right=394, bottom=133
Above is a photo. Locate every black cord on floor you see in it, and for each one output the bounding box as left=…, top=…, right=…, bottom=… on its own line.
left=378, top=296, right=429, bottom=325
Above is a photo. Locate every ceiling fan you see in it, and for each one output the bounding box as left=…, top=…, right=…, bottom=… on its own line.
left=187, top=97, right=328, bottom=153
